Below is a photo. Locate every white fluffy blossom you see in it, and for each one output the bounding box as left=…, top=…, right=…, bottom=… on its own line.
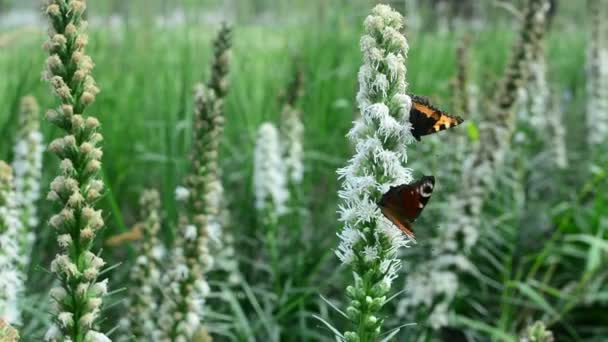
left=0, top=162, right=25, bottom=324
left=175, top=186, right=190, bottom=202
left=586, top=1, right=608, bottom=146
left=84, top=330, right=111, bottom=342
left=123, top=190, right=163, bottom=339
left=335, top=5, right=415, bottom=339
left=11, top=96, right=43, bottom=270
left=281, top=97, right=305, bottom=185
left=253, top=122, right=288, bottom=216
left=337, top=3, right=413, bottom=278
left=397, top=197, right=478, bottom=327
left=548, top=99, right=568, bottom=168
left=587, top=48, right=608, bottom=146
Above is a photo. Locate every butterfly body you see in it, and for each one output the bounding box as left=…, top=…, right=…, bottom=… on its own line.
left=377, top=176, right=435, bottom=238
left=409, top=95, right=464, bottom=141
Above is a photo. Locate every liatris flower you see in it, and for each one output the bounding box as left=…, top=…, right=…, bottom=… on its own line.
left=280, top=65, right=305, bottom=186
left=586, top=0, right=608, bottom=147
left=254, top=122, right=288, bottom=220
left=516, top=1, right=550, bottom=142
left=398, top=0, right=551, bottom=331
left=158, top=24, right=232, bottom=341
left=208, top=178, right=240, bottom=285
left=452, top=37, right=473, bottom=117
left=0, top=162, right=24, bottom=324
left=123, top=190, right=163, bottom=340
left=520, top=321, right=554, bottom=342
left=335, top=5, right=415, bottom=341
left=0, top=318, right=19, bottom=342
left=485, top=0, right=550, bottom=168
left=445, top=37, right=478, bottom=183
left=42, top=1, right=109, bottom=340
left=11, top=95, right=43, bottom=270
left=547, top=96, right=568, bottom=168
left=253, top=122, right=288, bottom=292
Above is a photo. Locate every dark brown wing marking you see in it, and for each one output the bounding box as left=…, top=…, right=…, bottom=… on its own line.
left=377, top=176, right=435, bottom=237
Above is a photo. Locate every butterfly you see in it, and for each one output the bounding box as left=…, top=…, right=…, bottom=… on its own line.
left=377, top=175, right=435, bottom=238
left=409, top=95, right=464, bottom=141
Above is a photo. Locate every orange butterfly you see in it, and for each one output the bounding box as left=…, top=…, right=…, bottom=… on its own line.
left=409, top=95, right=464, bottom=141
left=377, top=176, right=435, bottom=238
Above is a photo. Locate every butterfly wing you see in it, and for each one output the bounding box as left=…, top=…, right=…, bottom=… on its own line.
left=377, top=176, right=435, bottom=237
left=409, top=95, right=464, bottom=140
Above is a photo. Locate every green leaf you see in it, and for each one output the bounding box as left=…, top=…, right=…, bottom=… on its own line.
left=452, top=314, right=516, bottom=342
left=513, top=282, right=559, bottom=319
left=467, top=121, right=480, bottom=141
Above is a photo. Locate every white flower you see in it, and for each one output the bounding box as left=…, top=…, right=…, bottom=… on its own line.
left=44, top=325, right=62, bottom=341
left=253, top=122, right=288, bottom=216
left=335, top=243, right=355, bottom=264
left=58, top=311, right=74, bottom=327
left=90, top=279, right=108, bottom=296
left=362, top=245, right=379, bottom=262
left=184, top=224, right=197, bottom=240
left=337, top=226, right=363, bottom=246
left=587, top=45, right=608, bottom=145
left=281, top=107, right=305, bottom=185
left=175, top=186, right=190, bottom=201
left=84, top=331, right=111, bottom=342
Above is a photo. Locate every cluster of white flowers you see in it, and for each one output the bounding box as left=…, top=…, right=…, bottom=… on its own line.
left=158, top=25, right=232, bottom=340
left=281, top=105, right=305, bottom=186
left=335, top=5, right=416, bottom=340
left=586, top=0, right=608, bottom=147
left=254, top=122, right=289, bottom=217
left=516, top=17, right=568, bottom=169
left=207, top=179, right=240, bottom=284
left=11, top=96, right=43, bottom=269
left=517, top=58, right=549, bottom=133
left=0, top=162, right=24, bottom=324
left=157, top=248, right=210, bottom=339
left=122, top=190, right=164, bottom=340
left=280, top=69, right=305, bottom=187
left=547, top=99, right=568, bottom=169
left=398, top=196, right=478, bottom=329
left=587, top=47, right=608, bottom=146
left=43, top=1, right=110, bottom=340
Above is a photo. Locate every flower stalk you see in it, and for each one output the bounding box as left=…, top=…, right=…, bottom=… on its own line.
left=279, top=64, right=305, bottom=187
left=11, top=95, right=43, bottom=271
left=159, top=23, right=232, bottom=340
left=124, top=190, right=163, bottom=340
left=0, top=162, right=24, bottom=324
left=42, top=1, right=109, bottom=340
left=253, top=122, right=288, bottom=292
left=336, top=5, right=415, bottom=341
left=586, top=0, right=608, bottom=147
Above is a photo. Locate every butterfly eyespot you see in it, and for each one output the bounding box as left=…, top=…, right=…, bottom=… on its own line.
left=421, top=184, right=433, bottom=197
